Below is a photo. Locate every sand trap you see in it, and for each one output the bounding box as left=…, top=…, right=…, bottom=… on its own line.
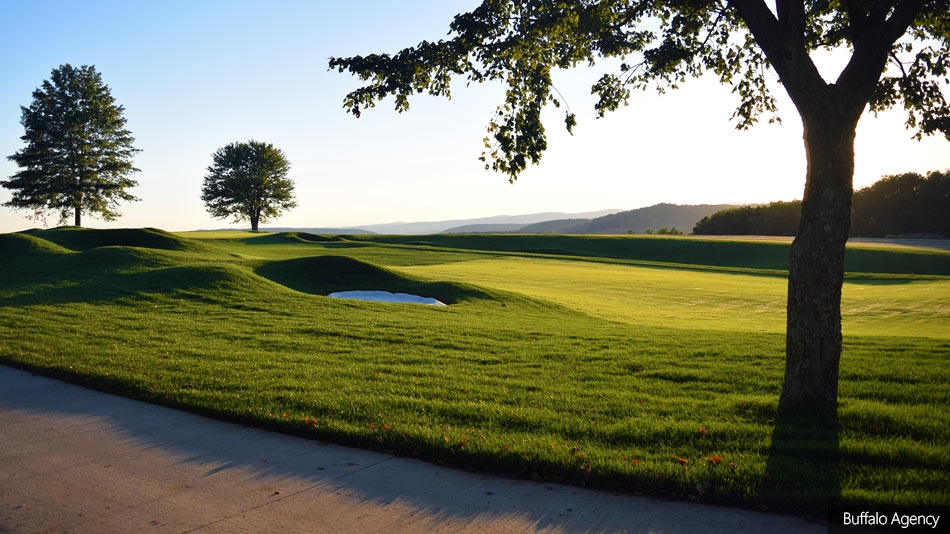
left=328, top=290, right=447, bottom=306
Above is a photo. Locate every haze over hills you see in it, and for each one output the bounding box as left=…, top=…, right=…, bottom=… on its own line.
left=259, top=204, right=737, bottom=235
left=263, top=210, right=622, bottom=235
left=443, top=204, right=737, bottom=234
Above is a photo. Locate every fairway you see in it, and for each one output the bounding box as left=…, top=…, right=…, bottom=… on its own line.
left=1, top=228, right=948, bottom=515
left=396, top=256, right=950, bottom=338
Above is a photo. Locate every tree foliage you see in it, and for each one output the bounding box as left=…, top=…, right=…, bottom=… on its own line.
left=851, top=169, right=950, bottom=237
left=201, top=141, right=296, bottom=231
left=694, top=170, right=950, bottom=237
left=3, top=64, right=140, bottom=226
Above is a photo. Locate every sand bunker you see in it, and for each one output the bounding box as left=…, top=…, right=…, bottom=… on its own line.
left=328, top=290, right=447, bottom=306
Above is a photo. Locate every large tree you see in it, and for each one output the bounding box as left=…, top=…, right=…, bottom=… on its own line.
left=201, top=140, right=297, bottom=231
left=330, top=1, right=949, bottom=410
left=4, top=64, right=141, bottom=227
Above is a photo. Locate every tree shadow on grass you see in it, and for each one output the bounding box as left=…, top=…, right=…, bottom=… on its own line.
left=762, top=404, right=842, bottom=518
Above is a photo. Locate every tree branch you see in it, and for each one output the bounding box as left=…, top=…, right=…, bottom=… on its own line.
left=837, top=0, right=925, bottom=99
left=727, top=0, right=825, bottom=108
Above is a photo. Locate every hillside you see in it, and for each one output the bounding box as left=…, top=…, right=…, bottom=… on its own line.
left=563, top=203, right=736, bottom=234
left=366, top=209, right=621, bottom=234
left=443, top=203, right=736, bottom=234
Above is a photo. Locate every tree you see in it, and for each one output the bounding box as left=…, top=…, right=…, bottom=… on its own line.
left=851, top=169, right=950, bottom=237
left=693, top=200, right=802, bottom=235
left=330, top=1, right=949, bottom=410
left=4, top=64, right=140, bottom=227
left=201, top=141, right=297, bottom=231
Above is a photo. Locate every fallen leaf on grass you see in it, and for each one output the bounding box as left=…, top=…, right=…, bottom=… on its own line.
left=708, top=455, right=723, bottom=465
left=676, top=457, right=689, bottom=471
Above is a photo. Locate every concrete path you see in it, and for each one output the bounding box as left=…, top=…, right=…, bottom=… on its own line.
left=0, top=365, right=823, bottom=533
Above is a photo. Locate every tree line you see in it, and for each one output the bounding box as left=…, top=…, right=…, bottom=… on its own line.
left=693, top=170, right=950, bottom=238
left=3, top=64, right=296, bottom=231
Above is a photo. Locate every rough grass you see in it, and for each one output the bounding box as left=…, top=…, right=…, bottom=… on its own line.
left=1, top=228, right=948, bottom=516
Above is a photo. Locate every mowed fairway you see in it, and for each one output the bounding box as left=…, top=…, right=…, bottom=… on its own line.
left=1, top=228, right=948, bottom=515
left=397, top=256, right=950, bottom=338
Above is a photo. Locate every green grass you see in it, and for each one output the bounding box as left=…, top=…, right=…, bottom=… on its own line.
left=1, top=228, right=948, bottom=516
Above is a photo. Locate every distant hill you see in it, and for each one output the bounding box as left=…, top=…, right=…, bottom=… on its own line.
left=258, top=205, right=733, bottom=236
left=442, top=204, right=736, bottom=234
left=366, top=209, right=622, bottom=234
left=518, top=218, right=592, bottom=233
left=442, top=223, right=527, bottom=233
left=562, top=203, right=736, bottom=234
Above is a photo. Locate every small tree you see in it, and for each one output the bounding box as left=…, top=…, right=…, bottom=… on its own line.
left=201, top=141, right=296, bottom=231
left=3, top=64, right=140, bottom=226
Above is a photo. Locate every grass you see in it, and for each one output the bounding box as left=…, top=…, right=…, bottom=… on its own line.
left=1, top=228, right=948, bottom=516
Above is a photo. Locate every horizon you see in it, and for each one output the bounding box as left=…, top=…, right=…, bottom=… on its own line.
left=2, top=1, right=948, bottom=235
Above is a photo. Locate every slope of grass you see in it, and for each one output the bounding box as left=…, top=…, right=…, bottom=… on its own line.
left=23, top=226, right=204, bottom=252
left=1, top=228, right=947, bottom=516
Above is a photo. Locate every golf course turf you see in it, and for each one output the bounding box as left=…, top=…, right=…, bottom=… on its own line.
left=2, top=227, right=948, bottom=516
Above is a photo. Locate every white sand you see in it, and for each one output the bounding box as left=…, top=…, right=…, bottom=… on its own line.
left=328, top=290, right=447, bottom=306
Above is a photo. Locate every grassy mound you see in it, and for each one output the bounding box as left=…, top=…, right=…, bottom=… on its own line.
left=0, top=232, right=72, bottom=260
left=255, top=255, right=487, bottom=304
left=22, top=227, right=202, bottom=252
left=245, top=232, right=348, bottom=245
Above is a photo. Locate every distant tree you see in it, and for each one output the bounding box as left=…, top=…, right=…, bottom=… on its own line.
left=921, top=170, right=950, bottom=237
left=694, top=200, right=802, bottom=236
left=201, top=141, right=296, bottom=231
left=3, top=64, right=140, bottom=226
left=851, top=170, right=950, bottom=237
left=331, top=1, right=949, bottom=410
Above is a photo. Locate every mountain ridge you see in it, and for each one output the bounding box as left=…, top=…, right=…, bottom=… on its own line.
left=442, top=203, right=737, bottom=234
left=259, top=204, right=738, bottom=235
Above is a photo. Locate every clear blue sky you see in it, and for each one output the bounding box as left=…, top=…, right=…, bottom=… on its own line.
left=1, top=1, right=947, bottom=233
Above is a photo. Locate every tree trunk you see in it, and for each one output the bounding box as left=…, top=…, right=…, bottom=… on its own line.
left=250, top=213, right=259, bottom=232
left=781, top=109, right=859, bottom=408
left=74, top=205, right=81, bottom=227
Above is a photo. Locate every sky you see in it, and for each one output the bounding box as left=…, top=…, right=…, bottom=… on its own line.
left=0, top=1, right=947, bottom=234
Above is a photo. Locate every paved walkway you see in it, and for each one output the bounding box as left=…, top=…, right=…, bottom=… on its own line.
left=0, top=365, right=823, bottom=533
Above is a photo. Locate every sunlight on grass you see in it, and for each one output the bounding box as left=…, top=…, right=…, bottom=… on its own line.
left=399, top=257, right=950, bottom=338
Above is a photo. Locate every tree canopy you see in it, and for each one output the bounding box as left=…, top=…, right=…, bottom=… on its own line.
left=201, top=141, right=297, bottom=232
left=331, top=1, right=949, bottom=180
left=331, top=1, right=949, bottom=409
left=3, top=64, right=140, bottom=226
